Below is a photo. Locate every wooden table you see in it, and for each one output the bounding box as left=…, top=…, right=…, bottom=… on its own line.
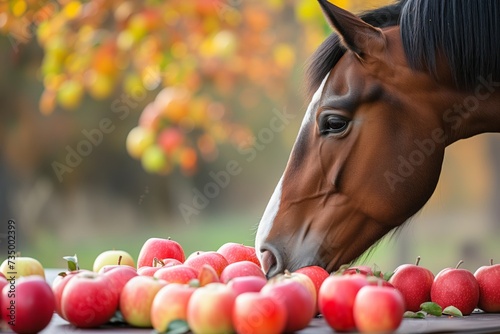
left=39, top=312, right=500, bottom=334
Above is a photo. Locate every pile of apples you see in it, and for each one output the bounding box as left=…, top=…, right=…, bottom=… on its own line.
left=1, top=240, right=500, bottom=334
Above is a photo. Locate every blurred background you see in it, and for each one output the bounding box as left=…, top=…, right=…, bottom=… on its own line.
left=0, top=0, right=498, bottom=273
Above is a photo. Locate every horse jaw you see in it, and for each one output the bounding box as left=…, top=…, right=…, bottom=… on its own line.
left=255, top=74, right=330, bottom=273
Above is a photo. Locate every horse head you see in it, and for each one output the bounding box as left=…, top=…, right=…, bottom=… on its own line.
left=255, top=0, right=500, bottom=277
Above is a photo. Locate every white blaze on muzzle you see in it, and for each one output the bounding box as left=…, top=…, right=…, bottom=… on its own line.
left=255, top=73, right=330, bottom=262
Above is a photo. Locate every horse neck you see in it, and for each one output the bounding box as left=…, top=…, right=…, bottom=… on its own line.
left=443, top=76, right=500, bottom=145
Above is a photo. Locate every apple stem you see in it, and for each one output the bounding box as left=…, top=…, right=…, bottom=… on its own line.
left=415, top=256, right=421, bottom=266
left=490, top=259, right=494, bottom=266
left=284, top=269, right=291, bottom=276
left=455, top=260, right=464, bottom=269
left=118, top=255, right=122, bottom=266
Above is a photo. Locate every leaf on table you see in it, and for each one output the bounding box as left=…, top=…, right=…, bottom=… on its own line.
left=404, top=311, right=426, bottom=319
left=420, top=302, right=442, bottom=316
left=443, top=306, right=463, bottom=317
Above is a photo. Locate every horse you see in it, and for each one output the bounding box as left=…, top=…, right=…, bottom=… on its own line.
left=255, top=0, right=500, bottom=277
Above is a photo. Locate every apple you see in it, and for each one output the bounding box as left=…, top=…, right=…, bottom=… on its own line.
left=295, top=265, right=330, bottom=312
left=353, top=285, right=405, bottom=333
left=184, top=251, right=229, bottom=276
left=227, top=276, right=267, bottom=296
left=1, top=275, right=55, bottom=334
left=318, top=274, right=368, bottom=331
left=261, top=278, right=315, bottom=332
left=61, top=272, right=119, bottom=328
left=0, top=276, right=7, bottom=321
left=268, top=270, right=317, bottom=310
left=160, top=258, right=183, bottom=267
left=187, top=282, right=236, bottom=334
left=52, top=270, right=88, bottom=319
left=198, top=264, right=220, bottom=286
left=137, top=266, right=163, bottom=276
left=389, top=256, right=435, bottom=311
left=151, top=283, right=196, bottom=332
left=153, top=264, right=198, bottom=284
left=341, top=265, right=375, bottom=276
left=93, top=250, right=135, bottom=272
left=136, top=237, right=185, bottom=268
left=158, top=127, right=184, bottom=153
left=475, top=259, right=500, bottom=312
left=431, top=260, right=479, bottom=315
left=217, top=242, right=260, bottom=266
left=120, top=275, right=166, bottom=327
left=220, top=261, right=265, bottom=283
left=0, top=257, right=45, bottom=279
left=232, top=292, right=287, bottom=334
left=99, top=265, right=138, bottom=308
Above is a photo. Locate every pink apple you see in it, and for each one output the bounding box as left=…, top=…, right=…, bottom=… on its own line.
left=474, top=259, right=500, bottom=312
left=220, top=261, right=265, bottom=283
left=227, top=276, right=267, bottom=296
left=261, top=278, right=315, bottom=332
left=120, top=275, right=167, bottom=327
left=198, top=264, right=220, bottom=286
left=217, top=242, right=260, bottom=266
left=319, top=274, right=368, bottom=331
left=52, top=270, right=89, bottom=319
left=151, top=283, right=196, bottom=332
left=136, top=237, right=185, bottom=268
left=431, top=261, right=479, bottom=315
left=295, top=266, right=330, bottom=312
left=353, top=285, right=405, bottom=333
left=184, top=251, right=229, bottom=276
left=2, top=275, right=55, bottom=334
left=61, top=272, right=119, bottom=328
left=389, top=256, right=435, bottom=311
left=99, top=265, right=138, bottom=308
left=153, top=264, right=198, bottom=284
left=187, top=283, right=236, bottom=334
left=137, top=266, right=163, bottom=277
left=232, top=292, right=287, bottom=334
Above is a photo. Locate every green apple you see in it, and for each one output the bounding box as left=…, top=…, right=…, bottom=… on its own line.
left=93, top=250, right=135, bottom=272
left=0, top=257, right=45, bottom=279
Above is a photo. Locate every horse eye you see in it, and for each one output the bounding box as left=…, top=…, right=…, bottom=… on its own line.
left=319, top=115, right=350, bottom=135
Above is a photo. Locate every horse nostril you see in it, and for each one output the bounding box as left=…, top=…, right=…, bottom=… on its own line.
left=260, top=248, right=283, bottom=278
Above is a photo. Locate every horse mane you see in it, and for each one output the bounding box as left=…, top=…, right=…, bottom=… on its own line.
left=401, top=0, right=500, bottom=90
left=306, top=0, right=500, bottom=96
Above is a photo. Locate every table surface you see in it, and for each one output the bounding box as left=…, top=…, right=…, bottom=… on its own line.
left=34, top=269, right=500, bottom=334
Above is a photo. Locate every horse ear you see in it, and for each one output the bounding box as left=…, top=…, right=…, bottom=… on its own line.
left=318, top=0, right=385, bottom=57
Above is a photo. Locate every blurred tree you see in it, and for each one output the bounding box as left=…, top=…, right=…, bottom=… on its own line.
left=0, top=0, right=392, bottom=176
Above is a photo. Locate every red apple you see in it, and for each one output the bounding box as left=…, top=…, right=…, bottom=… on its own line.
left=474, top=259, right=500, bottom=312
left=160, top=258, right=183, bottom=267
left=184, top=251, right=229, bottom=276
left=217, top=243, right=260, bottom=266
left=353, top=285, right=405, bottom=333
left=268, top=270, right=317, bottom=310
left=158, top=127, right=184, bottom=153
left=0, top=276, right=7, bottom=321
left=431, top=260, right=479, bottom=315
left=341, top=265, right=375, bottom=276
left=52, top=270, right=86, bottom=319
left=187, top=282, right=236, bottom=334
left=227, top=276, right=267, bottom=296
left=319, top=274, right=368, bottom=331
left=61, top=272, right=119, bottom=328
left=261, top=278, right=315, bottom=332
left=2, top=275, right=55, bottom=334
left=389, top=256, right=435, bottom=311
left=137, top=266, right=163, bottom=277
left=151, top=283, right=196, bottom=332
left=220, top=261, right=266, bottom=283
left=120, top=275, right=167, bottom=327
left=99, top=265, right=138, bottom=308
left=153, top=264, right=198, bottom=284
left=136, top=237, right=185, bottom=269
left=232, top=292, right=287, bottom=334
left=295, top=266, right=330, bottom=312
left=198, top=264, right=220, bottom=286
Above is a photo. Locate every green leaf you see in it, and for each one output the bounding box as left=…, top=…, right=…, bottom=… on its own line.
left=420, top=302, right=442, bottom=316
left=156, top=320, right=190, bottom=334
left=443, top=306, right=463, bottom=317
left=108, top=310, right=126, bottom=324
left=404, top=311, right=426, bottom=319
left=383, top=271, right=395, bottom=281
left=62, top=254, right=79, bottom=271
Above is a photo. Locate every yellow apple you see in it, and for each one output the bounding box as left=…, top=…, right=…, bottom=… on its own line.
left=93, top=250, right=135, bottom=272
left=0, top=257, right=45, bottom=279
